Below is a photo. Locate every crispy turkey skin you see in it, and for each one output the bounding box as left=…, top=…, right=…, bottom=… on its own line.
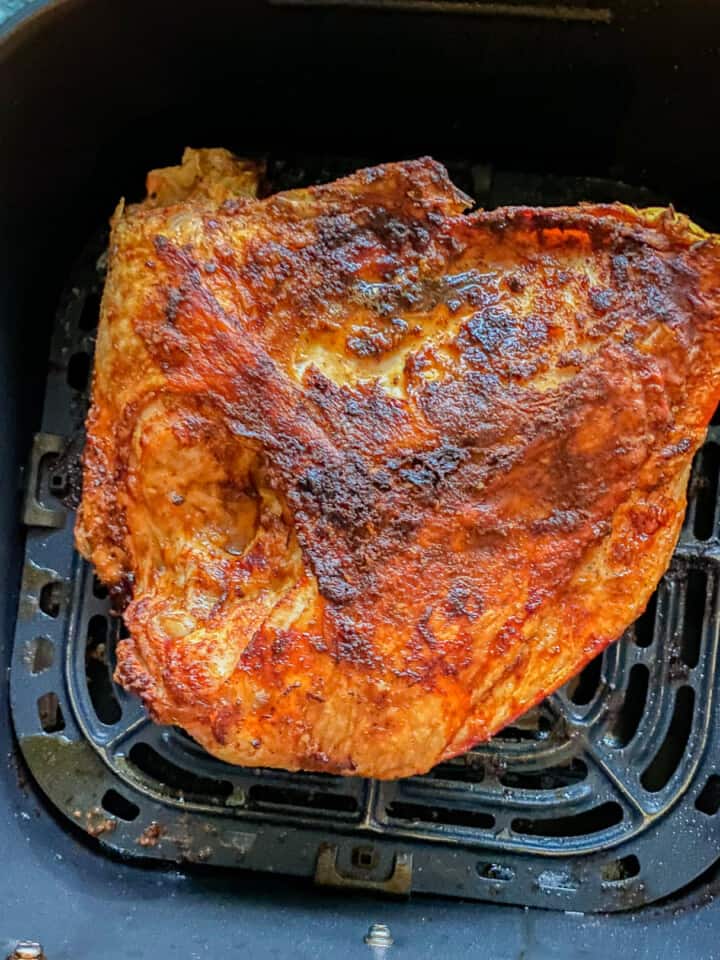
left=76, top=149, right=720, bottom=779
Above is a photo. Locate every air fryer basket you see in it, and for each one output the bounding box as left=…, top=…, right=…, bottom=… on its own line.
left=11, top=159, right=720, bottom=913
left=4, top=1, right=720, bottom=956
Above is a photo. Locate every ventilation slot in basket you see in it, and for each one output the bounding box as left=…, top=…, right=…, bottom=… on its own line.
left=512, top=801, right=623, bottom=838
left=39, top=581, right=63, bottom=618
left=641, top=686, right=694, bottom=792
left=248, top=784, right=358, bottom=815
left=500, top=758, right=588, bottom=791
left=128, top=742, right=233, bottom=804
left=79, top=290, right=101, bottom=331
left=86, top=614, right=122, bottom=725
left=569, top=653, right=603, bottom=705
left=426, top=757, right=485, bottom=783
left=601, top=854, right=640, bottom=884
left=92, top=575, right=108, bottom=599
left=102, top=789, right=139, bottom=822
left=495, top=710, right=552, bottom=742
left=634, top=590, right=658, bottom=647
left=695, top=775, right=720, bottom=816
left=387, top=802, right=495, bottom=831
left=37, top=692, right=65, bottom=733
left=67, top=352, right=91, bottom=392
left=693, top=443, right=720, bottom=541
left=26, top=636, right=54, bottom=675
left=605, top=664, right=649, bottom=748
left=681, top=569, right=706, bottom=668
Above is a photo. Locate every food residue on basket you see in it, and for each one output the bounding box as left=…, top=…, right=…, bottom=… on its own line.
left=136, top=821, right=165, bottom=847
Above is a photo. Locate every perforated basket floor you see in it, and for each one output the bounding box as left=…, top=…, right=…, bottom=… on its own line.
left=11, top=159, right=720, bottom=912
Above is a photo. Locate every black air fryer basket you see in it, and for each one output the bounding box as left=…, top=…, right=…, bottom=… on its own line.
left=3, top=2, right=720, bottom=957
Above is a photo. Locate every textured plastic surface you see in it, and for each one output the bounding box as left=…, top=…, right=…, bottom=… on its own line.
left=10, top=163, right=720, bottom=913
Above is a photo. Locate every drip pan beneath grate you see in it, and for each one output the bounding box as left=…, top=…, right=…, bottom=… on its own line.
left=11, top=158, right=720, bottom=912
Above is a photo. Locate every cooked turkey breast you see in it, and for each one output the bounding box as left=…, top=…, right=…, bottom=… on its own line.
left=76, top=150, right=720, bottom=779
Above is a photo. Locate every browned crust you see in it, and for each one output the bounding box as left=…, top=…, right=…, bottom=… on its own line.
left=76, top=152, right=720, bottom=779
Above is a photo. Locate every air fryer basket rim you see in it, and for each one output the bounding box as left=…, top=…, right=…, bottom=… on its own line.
left=3, top=0, right=720, bottom=956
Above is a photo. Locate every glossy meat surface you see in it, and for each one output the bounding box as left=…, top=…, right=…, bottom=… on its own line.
left=76, top=151, right=720, bottom=779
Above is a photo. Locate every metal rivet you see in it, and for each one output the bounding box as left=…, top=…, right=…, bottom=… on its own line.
left=364, top=923, right=394, bottom=948
left=10, top=943, right=44, bottom=960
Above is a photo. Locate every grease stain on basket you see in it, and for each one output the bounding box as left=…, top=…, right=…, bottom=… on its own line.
left=20, top=735, right=118, bottom=839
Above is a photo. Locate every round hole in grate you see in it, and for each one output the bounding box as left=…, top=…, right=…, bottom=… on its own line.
left=37, top=692, right=65, bottom=733
left=641, top=686, right=695, bottom=793
left=127, top=742, right=233, bottom=803
left=101, top=789, right=139, bottom=822
left=86, top=614, right=121, bottom=725
left=511, top=801, right=623, bottom=838
left=693, top=442, right=720, bottom=541
left=604, top=663, right=649, bottom=748
left=681, top=569, right=706, bottom=668
left=39, top=581, right=63, bottom=618
left=26, top=636, right=54, bottom=674
left=67, top=352, right=91, bottom=392
left=601, top=854, right=640, bottom=884
left=499, top=758, right=588, bottom=791
left=696, top=775, right=720, bottom=816
left=568, top=653, right=603, bottom=705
